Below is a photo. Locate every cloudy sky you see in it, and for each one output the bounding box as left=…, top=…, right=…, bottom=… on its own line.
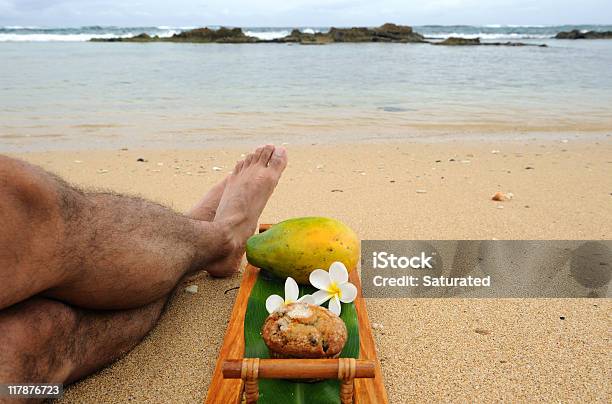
left=0, top=0, right=610, bottom=27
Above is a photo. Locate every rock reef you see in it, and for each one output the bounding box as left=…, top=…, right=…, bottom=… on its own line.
left=91, top=23, right=423, bottom=44
left=277, top=23, right=425, bottom=44
left=90, top=23, right=547, bottom=46
left=435, top=37, right=480, bottom=46
left=91, top=27, right=258, bottom=43
left=434, top=37, right=547, bottom=47
left=555, top=29, right=612, bottom=39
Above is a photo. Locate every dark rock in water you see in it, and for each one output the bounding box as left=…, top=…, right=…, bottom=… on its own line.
left=274, top=23, right=425, bottom=44
left=436, top=37, right=481, bottom=46
left=485, top=41, right=547, bottom=47
left=171, top=27, right=257, bottom=43
left=555, top=29, right=612, bottom=39
left=92, top=33, right=157, bottom=42
left=434, top=37, right=547, bottom=47
left=327, top=23, right=424, bottom=43
left=378, top=23, right=413, bottom=34
left=279, top=29, right=305, bottom=43
left=328, top=27, right=375, bottom=42
left=132, top=33, right=152, bottom=40
left=278, top=29, right=333, bottom=45
left=91, top=27, right=258, bottom=43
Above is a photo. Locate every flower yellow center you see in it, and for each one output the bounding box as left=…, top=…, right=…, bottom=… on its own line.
left=329, top=282, right=342, bottom=298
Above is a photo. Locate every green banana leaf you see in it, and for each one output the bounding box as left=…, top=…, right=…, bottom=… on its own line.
left=244, top=271, right=360, bottom=404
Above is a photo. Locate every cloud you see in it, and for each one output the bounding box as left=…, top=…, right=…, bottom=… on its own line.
left=0, top=0, right=17, bottom=15
left=0, top=0, right=610, bottom=27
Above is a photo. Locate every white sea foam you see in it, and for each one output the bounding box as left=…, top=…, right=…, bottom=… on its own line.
left=2, top=25, right=40, bottom=29
left=0, top=30, right=179, bottom=42
left=244, top=28, right=322, bottom=40
left=157, top=30, right=180, bottom=38
left=244, top=30, right=291, bottom=40
left=0, top=33, right=122, bottom=42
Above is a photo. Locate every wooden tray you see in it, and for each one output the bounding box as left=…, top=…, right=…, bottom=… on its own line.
left=204, top=225, right=388, bottom=403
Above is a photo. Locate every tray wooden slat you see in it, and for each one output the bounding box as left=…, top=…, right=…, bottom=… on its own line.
left=205, top=225, right=388, bottom=403
left=349, top=269, right=389, bottom=403
left=204, top=264, right=259, bottom=404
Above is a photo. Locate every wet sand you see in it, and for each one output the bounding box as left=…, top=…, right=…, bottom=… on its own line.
left=9, top=138, right=612, bottom=403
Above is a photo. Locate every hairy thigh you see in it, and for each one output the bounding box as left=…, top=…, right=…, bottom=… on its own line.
left=0, top=156, right=75, bottom=310
left=0, top=297, right=77, bottom=384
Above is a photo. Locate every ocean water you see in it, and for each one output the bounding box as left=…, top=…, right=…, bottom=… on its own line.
left=1, top=25, right=612, bottom=151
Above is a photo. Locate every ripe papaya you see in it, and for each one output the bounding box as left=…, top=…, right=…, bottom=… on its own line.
left=246, top=217, right=359, bottom=284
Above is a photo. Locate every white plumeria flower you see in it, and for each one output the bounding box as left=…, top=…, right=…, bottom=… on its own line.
left=265, top=277, right=314, bottom=314
left=309, top=261, right=357, bottom=316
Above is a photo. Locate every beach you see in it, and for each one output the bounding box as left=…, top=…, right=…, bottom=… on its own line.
left=2, top=23, right=611, bottom=404
left=9, top=139, right=611, bottom=402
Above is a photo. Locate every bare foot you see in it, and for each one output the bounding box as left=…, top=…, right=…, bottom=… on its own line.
left=186, top=176, right=228, bottom=221
left=206, top=145, right=288, bottom=277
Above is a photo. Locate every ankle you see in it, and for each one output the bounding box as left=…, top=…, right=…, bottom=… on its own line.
left=193, top=220, right=240, bottom=264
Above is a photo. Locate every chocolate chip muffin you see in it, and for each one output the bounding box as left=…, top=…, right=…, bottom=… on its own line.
left=261, top=302, right=347, bottom=359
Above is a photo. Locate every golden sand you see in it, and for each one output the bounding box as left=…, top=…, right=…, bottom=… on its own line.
left=11, top=139, right=612, bottom=403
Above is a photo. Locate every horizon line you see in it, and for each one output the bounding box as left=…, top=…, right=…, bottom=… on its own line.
left=2, top=23, right=612, bottom=29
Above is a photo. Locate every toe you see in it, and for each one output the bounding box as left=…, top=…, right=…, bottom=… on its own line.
left=247, top=146, right=264, bottom=165
left=233, top=160, right=244, bottom=174
left=254, top=145, right=265, bottom=160
left=259, top=144, right=275, bottom=165
left=268, top=147, right=288, bottom=172
left=244, top=152, right=256, bottom=166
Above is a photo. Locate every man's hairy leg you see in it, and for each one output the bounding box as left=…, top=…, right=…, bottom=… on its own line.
left=41, top=191, right=236, bottom=309
left=0, top=174, right=227, bottom=395
left=0, top=155, right=232, bottom=310
left=0, top=296, right=167, bottom=400
left=0, top=145, right=287, bottom=310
